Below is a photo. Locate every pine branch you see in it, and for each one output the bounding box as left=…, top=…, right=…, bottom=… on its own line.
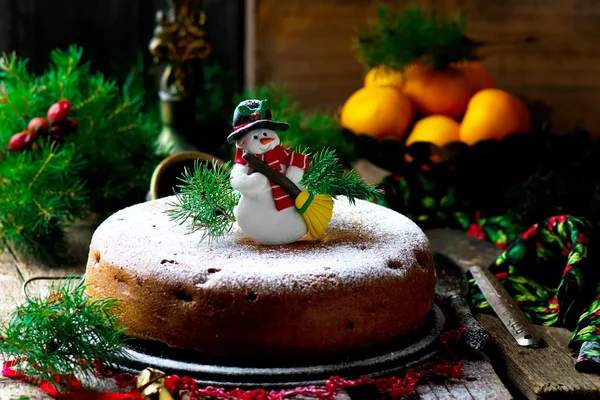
left=0, top=45, right=161, bottom=261
left=0, top=144, right=88, bottom=261
left=356, top=4, right=477, bottom=71
left=0, top=279, right=127, bottom=390
left=166, top=160, right=239, bottom=241
left=301, top=148, right=383, bottom=204
left=167, top=148, right=381, bottom=240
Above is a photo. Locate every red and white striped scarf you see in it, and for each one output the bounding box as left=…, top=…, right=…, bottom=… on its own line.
left=234, top=145, right=311, bottom=211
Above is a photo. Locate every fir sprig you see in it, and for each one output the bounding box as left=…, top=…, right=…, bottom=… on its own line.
left=0, top=144, right=88, bottom=261
left=0, top=45, right=161, bottom=261
left=300, top=148, right=383, bottom=204
left=167, top=160, right=239, bottom=241
left=166, top=148, right=381, bottom=239
left=356, top=4, right=477, bottom=71
left=0, top=279, right=127, bottom=389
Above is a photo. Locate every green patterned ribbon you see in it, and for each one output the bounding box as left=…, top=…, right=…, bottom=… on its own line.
left=369, top=173, right=600, bottom=369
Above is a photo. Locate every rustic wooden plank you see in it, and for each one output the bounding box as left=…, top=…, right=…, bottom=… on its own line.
left=478, top=313, right=600, bottom=399
left=427, top=228, right=600, bottom=399
left=415, top=359, right=512, bottom=399
left=0, top=379, right=53, bottom=400
left=460, top=359, right=514, bottom=400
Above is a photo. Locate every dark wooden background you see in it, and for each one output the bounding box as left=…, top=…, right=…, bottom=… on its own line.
left=255, top=0, right=600, bottom=137
left=0, top=0, right=245, bottom=91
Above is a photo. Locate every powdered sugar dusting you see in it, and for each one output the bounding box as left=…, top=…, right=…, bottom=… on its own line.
left=88, top=197, right=431, bottom=294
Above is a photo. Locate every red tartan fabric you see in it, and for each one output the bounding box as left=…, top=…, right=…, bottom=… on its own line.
left=234, top=146, right=311, bottom=211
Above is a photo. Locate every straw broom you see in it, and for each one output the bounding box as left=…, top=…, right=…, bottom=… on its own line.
left=242, top=151, right=333, bottom=238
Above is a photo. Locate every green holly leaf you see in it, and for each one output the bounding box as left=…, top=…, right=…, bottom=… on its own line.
left=536, top=246, right=553, bottom=260
left=507, top=245, right=526, bottom=262
left=439, top=189, right=455, bottom=207
left=556, top=221, right=567, bottom=239
left=490, top=231, right=508, bottom=247
left=568, top=251, right=583, bottom=266
left=419, top=176, right=436, bottom=192
left=586, top=300, right=600, bottom=316
left=510, top=282, right=534, bottom=297
left=507, top=274, right=531, bottom=284
left=421, top=195, right=436, bottom=209
left=576, top=325, right=596, bottom=337
left=583, top=348, right=600, bottom=358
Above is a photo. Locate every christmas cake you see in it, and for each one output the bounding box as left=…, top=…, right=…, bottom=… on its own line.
left=84, top=195, right=435, bottom=360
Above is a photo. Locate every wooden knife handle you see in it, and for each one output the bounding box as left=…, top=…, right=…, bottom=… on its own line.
left=469, top=265, right=541, bottom=347
left=444, top=292, right=489, bottom=353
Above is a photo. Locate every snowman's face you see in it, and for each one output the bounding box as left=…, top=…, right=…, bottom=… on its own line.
left=237, top=129, right=280, bottom=155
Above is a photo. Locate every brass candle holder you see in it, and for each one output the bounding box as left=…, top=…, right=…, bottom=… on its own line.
left=150, top=0, right=212, bottom=155
left=148, top=151, right=224, bottom=201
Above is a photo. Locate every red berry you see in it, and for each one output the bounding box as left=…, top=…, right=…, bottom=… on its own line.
left=27, top=117, right=49, bottom=135
left=8, top=131, right=36, bottom=152
left=50, top=134, right=63, bottom=144
left=47, top=100, right=72, bottom=123
left=65, top=118, right=78, bottom=133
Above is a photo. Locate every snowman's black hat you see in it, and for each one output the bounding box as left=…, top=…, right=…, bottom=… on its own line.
left=227, top=99, right=289, bottom=144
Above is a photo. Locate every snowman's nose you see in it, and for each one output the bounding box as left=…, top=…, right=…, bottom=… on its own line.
left=260, top=137, right=275, bottom=145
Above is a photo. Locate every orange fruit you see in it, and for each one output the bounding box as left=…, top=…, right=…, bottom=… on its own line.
left=406, top=115, right=461, bottom=147
left=364, top=66, right=404, bottom=90
left=453, top=61, right=495, bottom=92
left=460, top=88, right=531, bottom=145
left=403, top=66, right=475, bottom=119
left=364, top=64, right=429, bottom=90
left=340, top=86, right=414, bottom=140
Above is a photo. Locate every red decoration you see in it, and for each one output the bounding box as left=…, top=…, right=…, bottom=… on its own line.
left=2, top=360, right=141, bottom=400
left=3, top=358, right=463, bottom=400
left=27, top=117, right=50, bottom=135
left=234, top=145, right=311, bottom=211
left=47, top=99, right=72, bottom=123
left=8, top=131, right=36, bottom=152
left=65, top=118, right=79, bottom=133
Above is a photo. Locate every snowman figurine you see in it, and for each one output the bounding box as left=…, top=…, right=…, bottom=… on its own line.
left=227, top=99, right=312, bottom=245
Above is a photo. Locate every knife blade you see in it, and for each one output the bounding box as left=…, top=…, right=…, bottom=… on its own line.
left=427, top=228, right=542, bottom=348
left=469, top=265, right=541, bottom=347
left=434, top=253, right=488, bottom=353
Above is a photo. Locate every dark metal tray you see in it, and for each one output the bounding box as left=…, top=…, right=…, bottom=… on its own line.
left=117, top=305, right=445, bottom=389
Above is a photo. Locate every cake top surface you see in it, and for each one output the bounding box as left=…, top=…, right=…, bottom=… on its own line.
left=89, top=197, right=431, bottom=292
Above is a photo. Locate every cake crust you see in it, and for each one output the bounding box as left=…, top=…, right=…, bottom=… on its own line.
left=85, top=197, right=435, bottom=360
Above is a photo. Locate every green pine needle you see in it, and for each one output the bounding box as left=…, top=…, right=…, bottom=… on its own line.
left=166, top=148, right=381, bottom=240
left=0, top=279, right=127, bottom=389
left=166, top=160, right=239, bottom=241
left=356, top=4, right=477, bottom=71
left=0, top=45, right=161, bottom=261
left=300, top=147, right=383, bottom=204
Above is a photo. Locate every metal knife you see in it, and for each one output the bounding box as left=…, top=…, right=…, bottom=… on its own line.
left=469, top=265, right=541, bottom=347
left=434, top=253, right=488, bottom=353
left=428, top=228, right=542, bottom=349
